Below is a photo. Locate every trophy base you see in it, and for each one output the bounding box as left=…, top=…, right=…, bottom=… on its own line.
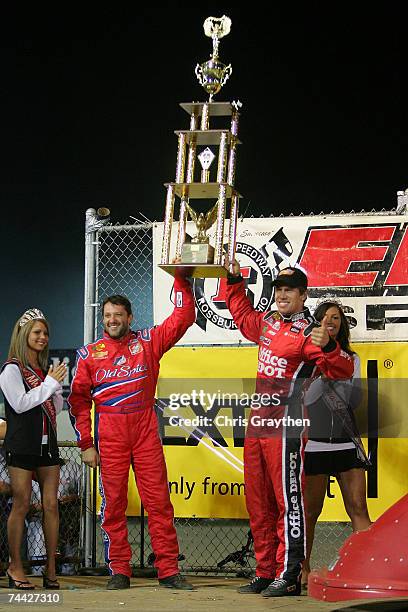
left=158, top=264, right=228, bottom=279
left=181, top=243, right=214, bottom=264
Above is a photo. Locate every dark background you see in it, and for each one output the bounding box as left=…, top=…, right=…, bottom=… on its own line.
left=0, top=3, right=406, bottom=358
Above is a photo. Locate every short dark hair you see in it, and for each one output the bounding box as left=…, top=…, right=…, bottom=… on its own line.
left=102, top=295, right=132, bottom=316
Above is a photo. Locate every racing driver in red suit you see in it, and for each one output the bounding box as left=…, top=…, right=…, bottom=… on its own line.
left=225, top=260, right=354, bottom=598
left=68, top=276, right=195, bottom=590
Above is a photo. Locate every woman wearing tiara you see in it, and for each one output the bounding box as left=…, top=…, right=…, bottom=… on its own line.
left=301, top=297, right=371, bottom=588
left=0, top=309, right=66, bottom=590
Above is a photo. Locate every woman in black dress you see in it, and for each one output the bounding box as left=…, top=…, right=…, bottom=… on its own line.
left=0, top=309, right=66, bottom=590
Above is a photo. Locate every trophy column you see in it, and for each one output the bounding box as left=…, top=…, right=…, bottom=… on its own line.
left=159, top=102, right=243, bottom=278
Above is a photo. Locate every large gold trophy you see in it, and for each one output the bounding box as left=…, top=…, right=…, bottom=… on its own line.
left=159, top=15, right=242, bottom=278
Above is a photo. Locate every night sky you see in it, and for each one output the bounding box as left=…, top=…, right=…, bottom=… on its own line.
left=0, top=4, right=406, bottom=356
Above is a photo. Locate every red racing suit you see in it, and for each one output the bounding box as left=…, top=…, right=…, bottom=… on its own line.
left=68, top=276, right=195, bottom=578
left=226, top=277, right=353, bottom=582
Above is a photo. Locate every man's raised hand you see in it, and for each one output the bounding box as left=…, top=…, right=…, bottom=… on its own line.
left=311, top=315, right=331, bottom=347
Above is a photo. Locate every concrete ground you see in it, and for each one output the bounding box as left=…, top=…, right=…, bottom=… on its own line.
left=0, top=576, right=407, bottom=612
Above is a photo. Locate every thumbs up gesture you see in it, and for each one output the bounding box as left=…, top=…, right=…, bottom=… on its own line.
left=311, top=315, right=331, bottom=347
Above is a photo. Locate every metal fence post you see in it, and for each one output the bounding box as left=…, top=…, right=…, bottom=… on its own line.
left=83, top=208, right=97, bottom=568
left=83, top=207, right=110, bottom=568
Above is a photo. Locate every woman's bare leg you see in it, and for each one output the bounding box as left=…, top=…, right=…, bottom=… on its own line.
left=7, top=466, right=35, bottom=586
left=337, top=468, right=371, bottom=531
left=36, top=465, right=60, bottom=580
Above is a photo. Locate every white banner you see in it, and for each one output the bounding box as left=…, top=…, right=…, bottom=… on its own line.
left=153, top=214, right=408, bottom=344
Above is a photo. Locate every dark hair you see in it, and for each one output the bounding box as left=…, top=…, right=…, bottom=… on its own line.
left=313, top=302, right=354, bottom=355
left=102, top=295, right=132, bottom=316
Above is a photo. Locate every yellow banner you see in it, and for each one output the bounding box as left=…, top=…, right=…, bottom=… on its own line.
left=96, top=343, right=407, bottom=521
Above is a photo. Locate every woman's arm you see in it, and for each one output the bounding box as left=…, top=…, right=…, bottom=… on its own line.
left=305, top=354, right=361, bottom=408
left=52, top=389, right=64, bottom=415
left=0, top=364, right=61, bottom=414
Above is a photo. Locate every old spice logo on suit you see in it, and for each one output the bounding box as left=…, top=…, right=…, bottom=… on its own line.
left=95, top=363, right=148, bottom=384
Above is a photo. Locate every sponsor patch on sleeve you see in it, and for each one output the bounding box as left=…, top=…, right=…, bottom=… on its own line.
left=77, top=347, right=89, bottom=360
left=176, top=291, right=183, bottom=307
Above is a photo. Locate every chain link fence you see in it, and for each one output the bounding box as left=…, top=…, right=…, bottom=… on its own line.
left=87, top=218, right=353, bottom=575
left=95, top=223, right=154, bottom=334
left=0, top=443, right=83, bottom=576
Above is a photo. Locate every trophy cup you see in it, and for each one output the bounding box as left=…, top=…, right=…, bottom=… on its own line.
left=159, top=15, right=242, bottom=279
left=195, top=16, right=232, bottom=102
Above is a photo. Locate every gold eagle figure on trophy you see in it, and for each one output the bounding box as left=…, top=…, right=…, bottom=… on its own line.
left=185, top=201, right=219, bottom=244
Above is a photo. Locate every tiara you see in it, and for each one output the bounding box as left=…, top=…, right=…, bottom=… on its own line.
left=19, top=308, right=46, bottom=327
left=315, top=294, right=343, bottom=308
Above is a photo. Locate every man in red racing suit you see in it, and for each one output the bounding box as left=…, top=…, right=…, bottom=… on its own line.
left=68, top=276, right=195, bottom=590
left=225, top=262, right=354, bottom=598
